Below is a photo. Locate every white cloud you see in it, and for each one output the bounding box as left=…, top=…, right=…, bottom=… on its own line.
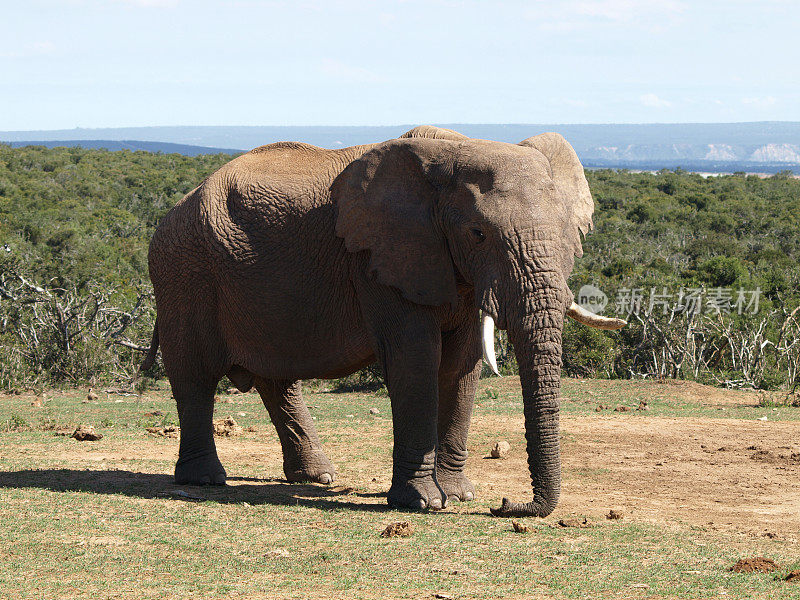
left=640, top=93, right=671, bottom=108
left=742, top=96, right=777, bottom=107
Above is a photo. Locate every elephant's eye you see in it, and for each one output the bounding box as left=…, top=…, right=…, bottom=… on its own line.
left=470, top=228, right=486, bottom=244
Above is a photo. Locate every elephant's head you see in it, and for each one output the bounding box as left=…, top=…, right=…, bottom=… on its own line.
left=333, top=131, right=624, bottom=517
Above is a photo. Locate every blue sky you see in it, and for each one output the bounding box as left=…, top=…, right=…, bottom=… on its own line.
left=2, top=0, right=798, bottom=129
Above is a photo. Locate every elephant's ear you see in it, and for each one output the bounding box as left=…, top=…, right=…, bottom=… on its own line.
left=333, top=139, right=459, bottom=308
left=399, top=125, right=469, bottom=141
left=519, top=133, right=594, bottom=260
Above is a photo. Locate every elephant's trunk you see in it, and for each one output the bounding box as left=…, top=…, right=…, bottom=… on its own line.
left=490, top=279, right=565, bottom=518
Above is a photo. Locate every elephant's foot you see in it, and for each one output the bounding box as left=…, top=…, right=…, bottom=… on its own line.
left=283, top=451, right=336, bottom=485
left=387, top=475, right=446, bottom=510
left=436, top=468, right=475, bottom=503
left=175, top=453, right=227, bottom=486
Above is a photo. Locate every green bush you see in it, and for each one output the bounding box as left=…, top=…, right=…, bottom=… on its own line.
left=1, top=147, right=799, bottom=391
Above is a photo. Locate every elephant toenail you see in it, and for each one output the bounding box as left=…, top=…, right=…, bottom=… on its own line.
left=429, top=498, right=442, bottom=510
left=465, top=492, right=474, bottom=501
left=317, top=473, right=332, bottom=484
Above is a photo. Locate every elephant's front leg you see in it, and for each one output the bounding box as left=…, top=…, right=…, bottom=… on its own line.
left=368, top=313, right=445, bottom=510
left=253, top=377, right=336, bottom=484
left=436, top=316, right=482, bottom=503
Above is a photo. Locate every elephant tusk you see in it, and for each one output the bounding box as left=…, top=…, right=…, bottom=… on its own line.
left=566, top=302, right=627, bottom=330
left=481, top=312, right=501, bottom=376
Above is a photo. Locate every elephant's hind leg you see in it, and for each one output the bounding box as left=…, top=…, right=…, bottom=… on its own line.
left=253, top=377, right=336, bottom=484
left=172, top=379, right=227, bottom=485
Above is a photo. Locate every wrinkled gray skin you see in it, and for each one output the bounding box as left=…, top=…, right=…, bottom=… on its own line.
left=144, top=125, right=594, bottom=516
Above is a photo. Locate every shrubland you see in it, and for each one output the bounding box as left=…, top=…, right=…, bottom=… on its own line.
left=1, top=144, right=798, bottom=392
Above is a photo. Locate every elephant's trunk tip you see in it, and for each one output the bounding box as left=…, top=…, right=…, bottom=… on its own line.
left=489, top=496, right=558, bottom=519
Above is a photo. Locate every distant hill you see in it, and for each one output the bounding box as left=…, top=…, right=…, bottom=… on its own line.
left=2, top=139, right=240, bottom=156
left=2, top=122, right=798, bottom=172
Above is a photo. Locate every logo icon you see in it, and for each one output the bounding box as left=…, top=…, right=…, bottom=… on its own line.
left=576, top=284, right=608, bottom=315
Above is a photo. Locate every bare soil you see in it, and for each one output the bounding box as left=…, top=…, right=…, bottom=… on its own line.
left=470, top=412, right=800, bottom=540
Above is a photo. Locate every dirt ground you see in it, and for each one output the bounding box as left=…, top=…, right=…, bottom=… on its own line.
left=2, top=377, right=800, bottom=598
left=472, top=413, right=800, bottom=540
left=4, top=379, right=799, bottom=543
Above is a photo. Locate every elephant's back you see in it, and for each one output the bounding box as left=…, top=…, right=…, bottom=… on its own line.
left=216, top=142, right=373, bottom=197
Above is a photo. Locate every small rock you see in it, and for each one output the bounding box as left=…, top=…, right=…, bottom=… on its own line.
left=636, top=400, right=649, bottom=411
left=71, top=425, right=102, bottom=441
left=237, top=412, right=247, bottom=417
left=490, top=441, right=511, bottom=458
left=614, top=405, right=630, bottom=412
left=558, top=517, right=592, bottom=528
left=144, top=410, right=164, bottom=417
left=433, top=594, right=453, bottom=599
left=595, top=404, right=606, bottom=412
left=757, top=416, right=768, bottom=421
left=346, top=414, right=355, bottom=418
left=381, top=521, right=414, bottom=538
left=369, top=407, right=380, bottom=415
left=606, top=509, right=623, bottom=520
left=87, top=388, right=99, bottom=402
left=264, top=548, right=291, bottom=558
left=511, top=520, right=529, bottom=533
left=729, top=557, right=780, bottom=573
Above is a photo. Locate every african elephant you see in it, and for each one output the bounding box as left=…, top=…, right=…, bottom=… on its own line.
left=141, top=125, right=624, bottom=516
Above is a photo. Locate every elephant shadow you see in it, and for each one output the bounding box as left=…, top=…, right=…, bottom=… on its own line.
left=0, top=469, right=397, bottom=513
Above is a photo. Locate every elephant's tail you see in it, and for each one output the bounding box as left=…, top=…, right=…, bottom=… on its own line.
left=139, top=317, right=160, bottom=372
